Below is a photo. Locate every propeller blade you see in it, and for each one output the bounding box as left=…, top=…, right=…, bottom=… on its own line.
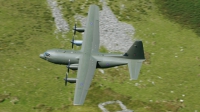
left=64, top=72, right=68, bottom=86
left=74, top=24, right=76, bottom=34
left=67, top=59, right=70, bottom=73
left=65, top=60, right=71, bottom=86
left=65, top=79, right=67, bottom=86
left=73, top=24, right=76, bottom=35
left=71, top=40, right=74, bottom=49
left=71, top=24, right=76, bottom=49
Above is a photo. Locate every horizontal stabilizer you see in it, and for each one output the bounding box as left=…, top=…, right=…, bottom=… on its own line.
left=128, top=60, right=144, bottom=80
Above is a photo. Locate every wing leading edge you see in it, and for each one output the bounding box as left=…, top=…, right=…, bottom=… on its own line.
left=81, top=5, right=99, bottom=52
left=73, top=5, right=99, bottom=105
left=73, top=56, right=97, bottom=105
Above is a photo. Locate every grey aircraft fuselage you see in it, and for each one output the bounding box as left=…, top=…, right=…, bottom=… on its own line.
left=40, top=49, right=127, bottom=70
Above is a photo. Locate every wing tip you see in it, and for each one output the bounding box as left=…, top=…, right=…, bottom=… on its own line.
left=73, top=103, right=83, bottom=106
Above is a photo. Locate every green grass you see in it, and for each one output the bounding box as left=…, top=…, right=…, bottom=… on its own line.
left=0, top=0, right=200, bottom=111
left=155, top=0, right=200, bottom=36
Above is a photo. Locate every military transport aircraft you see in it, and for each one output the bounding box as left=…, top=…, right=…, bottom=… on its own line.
left=39, top=5, right=145, bottom=105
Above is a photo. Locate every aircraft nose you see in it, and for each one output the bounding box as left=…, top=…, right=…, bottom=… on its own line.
left=39, top=54, right=45, bottom=59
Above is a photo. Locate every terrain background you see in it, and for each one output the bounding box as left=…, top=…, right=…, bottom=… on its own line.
left=0, top=0, right=199, bottom=111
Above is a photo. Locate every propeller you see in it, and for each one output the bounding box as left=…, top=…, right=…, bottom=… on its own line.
left=71, top=24, right=77, bottom=49
left=64, top=72, right=68, bottom=86
left=71, top=35, right=75, bottom=49
left=73, top=24, right=77, bottom=35
left=67, top=59, right=70, bottom=73
left=64, top=59, right=70, bottom=86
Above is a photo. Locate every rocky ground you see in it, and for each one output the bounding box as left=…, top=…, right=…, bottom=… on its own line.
left=98, top=100, right=133, bottom=112
left=47, top=0, right=135, bottom=53
left=47, top=0, right=69, bottom=39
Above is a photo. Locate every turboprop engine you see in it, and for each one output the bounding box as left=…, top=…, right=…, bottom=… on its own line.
left=71, top=40, right=82, bottom=46
left=75, top=28, right=84, bottom=32
left=68, top=64, right=78, bottom=70
left=71, top=24, right=85, bottom=48
left=66, top=78, right=77, bottom=83
left=64, top=61, right=78, bottom=86
left=64, top=76, right=77, bottom=85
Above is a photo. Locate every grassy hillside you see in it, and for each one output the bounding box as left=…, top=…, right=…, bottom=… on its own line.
left=106, top=0, right=200, bottom=111
left=155, top=0, right=200, bottom=36
left=0, top=0, right=199, bottom=112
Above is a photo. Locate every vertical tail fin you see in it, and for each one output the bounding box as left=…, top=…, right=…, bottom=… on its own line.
left=124, top=40, right=145, bottom=59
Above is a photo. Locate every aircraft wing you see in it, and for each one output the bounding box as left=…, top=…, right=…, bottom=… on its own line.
left=73, top=56, right=97, bottom=105
left=73, top=5, right=99, bottom=105
left=81, top=5, right=99, bottom=52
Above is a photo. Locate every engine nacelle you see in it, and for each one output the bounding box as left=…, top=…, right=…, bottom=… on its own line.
left=75, top=28, right=84, bottom=32
left=73, top=40, right=82, bottom=46
left=68, top=64, right=78, bottom=70
left=67, top=78, right=77, bottom=83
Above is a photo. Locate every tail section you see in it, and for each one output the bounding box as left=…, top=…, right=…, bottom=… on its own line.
left=124, top=40, right=145, bottom=80
left=128, top=60, right=143, bottom=80
left=124, top=40, right=145, bottom=59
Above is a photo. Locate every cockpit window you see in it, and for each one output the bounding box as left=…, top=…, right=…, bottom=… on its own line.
left=45, top=52, right=50, bottom=57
